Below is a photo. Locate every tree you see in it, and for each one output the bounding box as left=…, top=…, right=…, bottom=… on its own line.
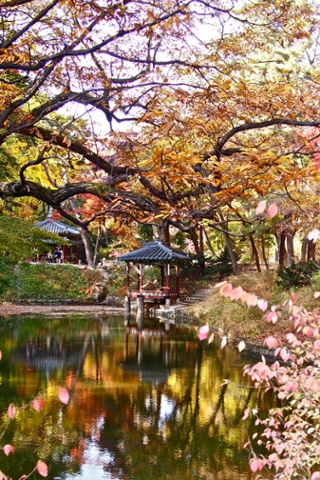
left=0, top=0, right=320, bottom=269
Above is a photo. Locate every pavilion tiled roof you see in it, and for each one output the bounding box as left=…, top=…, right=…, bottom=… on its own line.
left=35, top=219, right=81, bottom=238
left=117, top=241, right=190, bottom=263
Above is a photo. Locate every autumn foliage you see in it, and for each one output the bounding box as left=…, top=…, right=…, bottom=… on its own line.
left=199, top=252, right=320, bottom=479
left=0, top=366, right=70, bottom=479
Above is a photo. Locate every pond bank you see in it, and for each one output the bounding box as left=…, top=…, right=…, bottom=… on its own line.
left=0, top=304, right=124, bottom=316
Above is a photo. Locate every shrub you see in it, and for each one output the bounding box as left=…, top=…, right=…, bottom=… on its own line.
left=199, top=281, right=320, bottom=480
left=276, top=261, right=319, bottom=289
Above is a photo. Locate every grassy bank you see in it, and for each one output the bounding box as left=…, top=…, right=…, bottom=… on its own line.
left=0, top=259, right=109, bottom=303
left=185, top=270, right=320, bottom=344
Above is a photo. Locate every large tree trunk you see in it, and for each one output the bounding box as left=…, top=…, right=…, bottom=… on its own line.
left=277, top=232, right=287, bottom=267
left=308, top=239, right=316, bottom=261
left=249, top=234, right=261, bottom=272
left=202, top=226, right=216, bottom=256
left=301, top=237, right=308, bottom=262
left=286, top=230, right=295, bottom=266
left=190, top=228, right=206, bottom=270
left=152, top=221, right=171, bottom=245
left=223, top=230, right=241, bottom=276
left=261, top=234, right=269, bottom=270
left=69, top=198, right=95, bottom=267
left=80, top=228, right=94, bottom=267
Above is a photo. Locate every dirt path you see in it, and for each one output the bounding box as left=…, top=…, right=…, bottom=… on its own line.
left=0, top=304, right=124, bottom=316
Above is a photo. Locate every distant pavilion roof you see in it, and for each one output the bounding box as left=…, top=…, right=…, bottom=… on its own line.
left=35, top=218, right=81, bottom=238
left=117, top=241, right=190, bottom=263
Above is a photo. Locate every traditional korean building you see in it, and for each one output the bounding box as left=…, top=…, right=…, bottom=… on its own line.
left=117, top=240, right=190, bottom=307
left=35, top=214, right=83, bottom=263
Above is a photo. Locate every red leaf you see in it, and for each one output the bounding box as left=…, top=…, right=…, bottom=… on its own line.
left=7, top=403, right=16, bottom=419
left=58, top=387, right=70, bottom=405
left=37, top=460, right=48, bottom=477
left=3, top=444, right=14, bottom=456
left=267, top=203, right=278, bottom=219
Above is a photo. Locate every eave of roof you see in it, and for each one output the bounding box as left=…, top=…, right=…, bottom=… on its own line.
left=35, top=219, right=81, bottom=237
left=117, top=241, right=190, bottom=263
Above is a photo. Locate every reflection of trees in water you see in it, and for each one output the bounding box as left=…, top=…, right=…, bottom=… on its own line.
left=95, top=339, right=271, bottom=480
left=0, top=317, right=275, bottom=480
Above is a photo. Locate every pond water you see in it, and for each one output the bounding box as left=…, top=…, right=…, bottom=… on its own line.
left=0, top=313, right=272, bottom=480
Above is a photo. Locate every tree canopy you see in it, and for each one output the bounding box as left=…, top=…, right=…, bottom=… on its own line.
left=1, top=0, right=320, bottom=266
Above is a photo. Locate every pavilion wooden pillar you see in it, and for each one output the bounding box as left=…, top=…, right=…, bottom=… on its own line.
left=165, top=263, right=170, bottom=305
left=124, top=264, right=131, bottom=316
left=175, top=264, right=181, bottom=302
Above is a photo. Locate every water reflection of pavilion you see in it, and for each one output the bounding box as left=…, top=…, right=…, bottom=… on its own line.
left=122, top=324, right=172, bottom=385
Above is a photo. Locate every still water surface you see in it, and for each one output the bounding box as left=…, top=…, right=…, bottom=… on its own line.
left=0, top=313, right=270, bottom=479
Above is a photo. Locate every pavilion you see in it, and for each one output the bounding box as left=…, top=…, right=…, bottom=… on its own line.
left=35, top=214, right=83, bottom=263
left=117, top=240, right=191, bottom=309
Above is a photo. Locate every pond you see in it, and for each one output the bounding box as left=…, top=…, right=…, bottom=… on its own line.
left=0, top=313, right=271, bottom=480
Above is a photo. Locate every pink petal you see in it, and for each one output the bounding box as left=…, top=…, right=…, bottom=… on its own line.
left=230, top=286, right=243, bottom=300
left=257, top=299, right=268, bottom=312
left=33, top=398, right=44, bottom=412
left=3, top=444, right=14, bottom=456
left=255, top=200, right=267, bottom=215
left=268, top=203, right=278, bottom=219
left=221, top=336, right=228, bottom=349
left=219, top=283, right=233, bottom=297
left=264, top=336, right=279, bottom=349
left=58, top=387, right=70, bottom=405
left=247, top=294, right=258, bottom=306
left=37, top=460, right=48, bottom=477
left=250, top=458, right=264, bottom=472
left=7, top=403, right=16, bottom=419
left=198, top=325, right=210, bottom=341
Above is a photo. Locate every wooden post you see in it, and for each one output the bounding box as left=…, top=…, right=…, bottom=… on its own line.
left=176, top=263, right=180, bottom=302
left=124, top=295, right=131, bottom=315
left=137, top=295, right=144, bottom=329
